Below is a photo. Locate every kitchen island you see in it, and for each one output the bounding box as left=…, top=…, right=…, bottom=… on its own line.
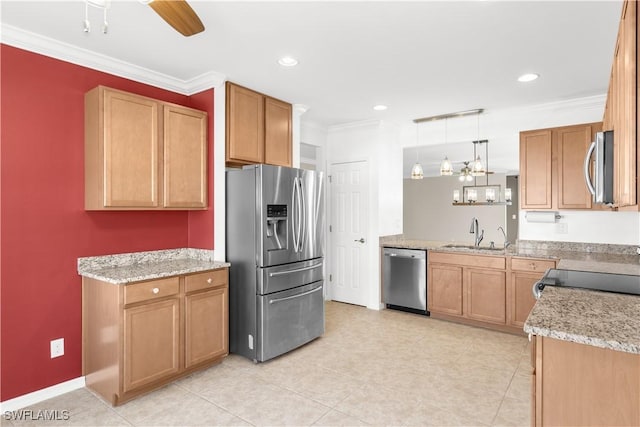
left=524, top=286, right=640, bottom=426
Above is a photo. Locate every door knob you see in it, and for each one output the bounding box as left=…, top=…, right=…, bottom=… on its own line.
left=354, top=238, right=365, bottom=243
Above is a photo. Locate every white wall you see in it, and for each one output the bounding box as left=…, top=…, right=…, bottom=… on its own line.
left=519, top=210, right=640, bottom=245
left=404, top=174, right=508, bottom=245
left=324, top=120, right=403, bottom=310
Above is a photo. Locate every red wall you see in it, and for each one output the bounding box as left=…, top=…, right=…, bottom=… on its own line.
left=0, top=45, right=214, bottom=401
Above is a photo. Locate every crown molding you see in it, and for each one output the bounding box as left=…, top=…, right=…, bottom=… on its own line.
left=328, top=119, right=382, bottom=133
left=506, top=93, right=606, bottom=114
left=1, top=24, right=225, bottom=95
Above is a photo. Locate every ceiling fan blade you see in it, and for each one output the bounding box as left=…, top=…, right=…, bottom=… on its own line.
left=148, top=0, right=204, bottom=37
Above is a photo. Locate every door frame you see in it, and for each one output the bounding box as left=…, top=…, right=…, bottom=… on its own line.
left=326, top=158, right=374, bottom=307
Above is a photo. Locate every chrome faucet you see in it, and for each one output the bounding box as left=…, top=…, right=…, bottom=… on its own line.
left=469, top=217, right=484, bottom=246
left=498, top=226, right=511, bottom=249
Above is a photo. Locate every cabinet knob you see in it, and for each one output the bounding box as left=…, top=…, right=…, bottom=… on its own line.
left=530, top=263, right=537, bottom=270
left=152, top=287, right=160, bottom=294
left=207, top=278, right=213, bottom=284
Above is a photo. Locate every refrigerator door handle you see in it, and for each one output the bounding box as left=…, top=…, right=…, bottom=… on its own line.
left=299, top=177, right=306, bottom=252
left=268, top=285, right=323, bottom=304
left=296, top=177, right=303, bottom=252
left=291, top=177, right=299, bottom=252
left=268, top=261, right=323, bottom=277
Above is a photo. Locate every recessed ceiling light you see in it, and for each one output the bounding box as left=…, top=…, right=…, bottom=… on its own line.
left=373, top=105, right=388, bottom=111
left=518, top=73, right=540, bottom=82
left=278, top=57, right=298, bottom=67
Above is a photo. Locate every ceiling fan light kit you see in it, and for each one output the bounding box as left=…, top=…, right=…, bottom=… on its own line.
left=83, top=0, right=204, bottom=37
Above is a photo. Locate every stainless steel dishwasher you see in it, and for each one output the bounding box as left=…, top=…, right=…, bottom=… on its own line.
left=382, top=247, right=428, bottom=315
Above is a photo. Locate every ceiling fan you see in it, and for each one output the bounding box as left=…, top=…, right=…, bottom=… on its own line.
left=85, top=0, right=205, bottom=37
left=144, top=0, right=205, bottom=37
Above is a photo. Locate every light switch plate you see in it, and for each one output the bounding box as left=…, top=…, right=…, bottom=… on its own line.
left=555, top=223, right=568, bottom=234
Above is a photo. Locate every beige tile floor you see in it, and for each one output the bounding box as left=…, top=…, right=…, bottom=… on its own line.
left=3, top=301, right=532, bottom=427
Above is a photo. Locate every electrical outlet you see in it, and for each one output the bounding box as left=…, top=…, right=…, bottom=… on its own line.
left=50, top=338, right=64, bottom=358
left=555, top=223, right=568, bottom=234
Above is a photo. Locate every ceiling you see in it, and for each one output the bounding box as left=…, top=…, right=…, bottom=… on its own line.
left=0, top=1, right=622, bottom=128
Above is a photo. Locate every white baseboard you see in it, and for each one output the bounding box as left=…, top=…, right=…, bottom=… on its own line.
left=0, top=377, right=85, bottom=413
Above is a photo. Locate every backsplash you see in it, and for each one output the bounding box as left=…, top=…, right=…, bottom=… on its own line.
left=517, top=240, right=639, bottom=255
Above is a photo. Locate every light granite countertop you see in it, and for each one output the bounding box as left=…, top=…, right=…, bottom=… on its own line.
left=524, top=286, right=640, bottom=354
left=78, top=248, right=230, bottom=285
left=379, top=235, right=640, bottom=275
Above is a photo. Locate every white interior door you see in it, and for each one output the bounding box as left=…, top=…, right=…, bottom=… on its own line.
left=329, top=161, right=369, bottom=306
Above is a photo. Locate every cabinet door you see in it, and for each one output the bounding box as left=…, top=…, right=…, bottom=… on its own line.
left=123, top=298, right=180, bottom=393
left=226, top=82, right=264, bottom=165
left=520, top=130, right=552, bottom=209
left=466, top=268, right=506, bottom=324
left=163, top=105, right=207, bottom=208
left=264, top=97, right=292, bottom=167
left=509, top=271, right=540, bottom=328
left=185, top=287, right=228, bottom=368
left=555, top=125, right=595, bottom=209
left=428, top=264, right=463, bottom=316
left=103, top=89, right=159, bottom=208
left=614, top=0, right=637, bottom=208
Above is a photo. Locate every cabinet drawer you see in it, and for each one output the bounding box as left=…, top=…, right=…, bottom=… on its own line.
left=124, top=277, right=180, bottom=305
left=430, top=252, right=505, bottom=270
left=185, top=269, right=228, bottom=294
left=511, top=258, right=556, bottom=273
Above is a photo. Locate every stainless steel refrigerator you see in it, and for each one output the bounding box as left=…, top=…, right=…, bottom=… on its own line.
left=226, top=164, right=325, bottom=362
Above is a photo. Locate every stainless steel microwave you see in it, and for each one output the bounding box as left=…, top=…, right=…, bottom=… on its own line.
left=584, top=130, right=614, bottom=205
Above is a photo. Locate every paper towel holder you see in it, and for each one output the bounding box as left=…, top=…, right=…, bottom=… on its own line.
left=525, top=211, right=562, bottom=223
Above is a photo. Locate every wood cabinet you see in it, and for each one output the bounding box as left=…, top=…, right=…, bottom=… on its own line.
left=428, top=263, right=463, bottom=316
left=603, top=0, right=638, bottom=209
left=428, top=252, right=507, bottom=327
left=520, top=130, right=552, bottom=210
left=85, top=86, right=207, bottom=211
left=82, top=267, right=228, bottom=406
left=532, top=335, right=640, bottom=426
left=225, top=81, right=292, bottom=167
left=466, top=268, right=507, bottom=324
left=519, top=122, right=601, bottom=211
left=427, top=252, right=556, bottom=334
left=509, top=258, right=556, bottom=328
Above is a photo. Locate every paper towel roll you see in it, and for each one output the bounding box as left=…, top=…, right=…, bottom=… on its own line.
left=525, top=211, right=560, bottom=223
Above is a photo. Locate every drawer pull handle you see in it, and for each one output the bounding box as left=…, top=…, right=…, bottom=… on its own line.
left=152, top=287, right=160, bottom=294
left=207, top=278, right=213, bottom=284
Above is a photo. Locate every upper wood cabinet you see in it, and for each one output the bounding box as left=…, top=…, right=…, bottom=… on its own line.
left=519, top=122, right=601, bottom=211
left=225, top=81, right=292, bottom=168
left=85, top=86, right=207, bottom=211
left=603, top=0, right=638, bottom=209
left=264, top=96, right=293, bottom=166
left=520, top=130, right=552, bottom=210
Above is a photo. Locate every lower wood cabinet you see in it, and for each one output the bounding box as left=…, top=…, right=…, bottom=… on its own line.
left=82, top=268, right=228, bottom=406
left=428, top=263, right=463, bottom=316
left=533, top=335, right=640, bottom=426
left=427, top=252, right=555, bottom=333
left=466, top=268, right=507, bottom=324
left=428, top=252, right=507, bottom=327
left=509, top=257, right=556, bottom=329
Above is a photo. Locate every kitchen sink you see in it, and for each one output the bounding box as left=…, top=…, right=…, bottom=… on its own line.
left=442, top=244, right=504, bottom=251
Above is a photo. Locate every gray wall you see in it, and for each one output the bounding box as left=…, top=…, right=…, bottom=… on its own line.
left=403, top=174, right=510, bottom=246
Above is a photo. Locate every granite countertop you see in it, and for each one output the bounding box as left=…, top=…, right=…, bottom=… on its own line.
left=524, top=286, right=640, bottom=354
left=78, top=248, right=230, bottom=285
left=379, top=235, right=640, bottom=275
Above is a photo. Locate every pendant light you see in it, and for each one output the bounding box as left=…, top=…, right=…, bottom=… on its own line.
left=439, top=118, right=453, bottom=176
left=411, top=122, right=424, bottom=179
left=470, top=113, right=486, bottom=177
